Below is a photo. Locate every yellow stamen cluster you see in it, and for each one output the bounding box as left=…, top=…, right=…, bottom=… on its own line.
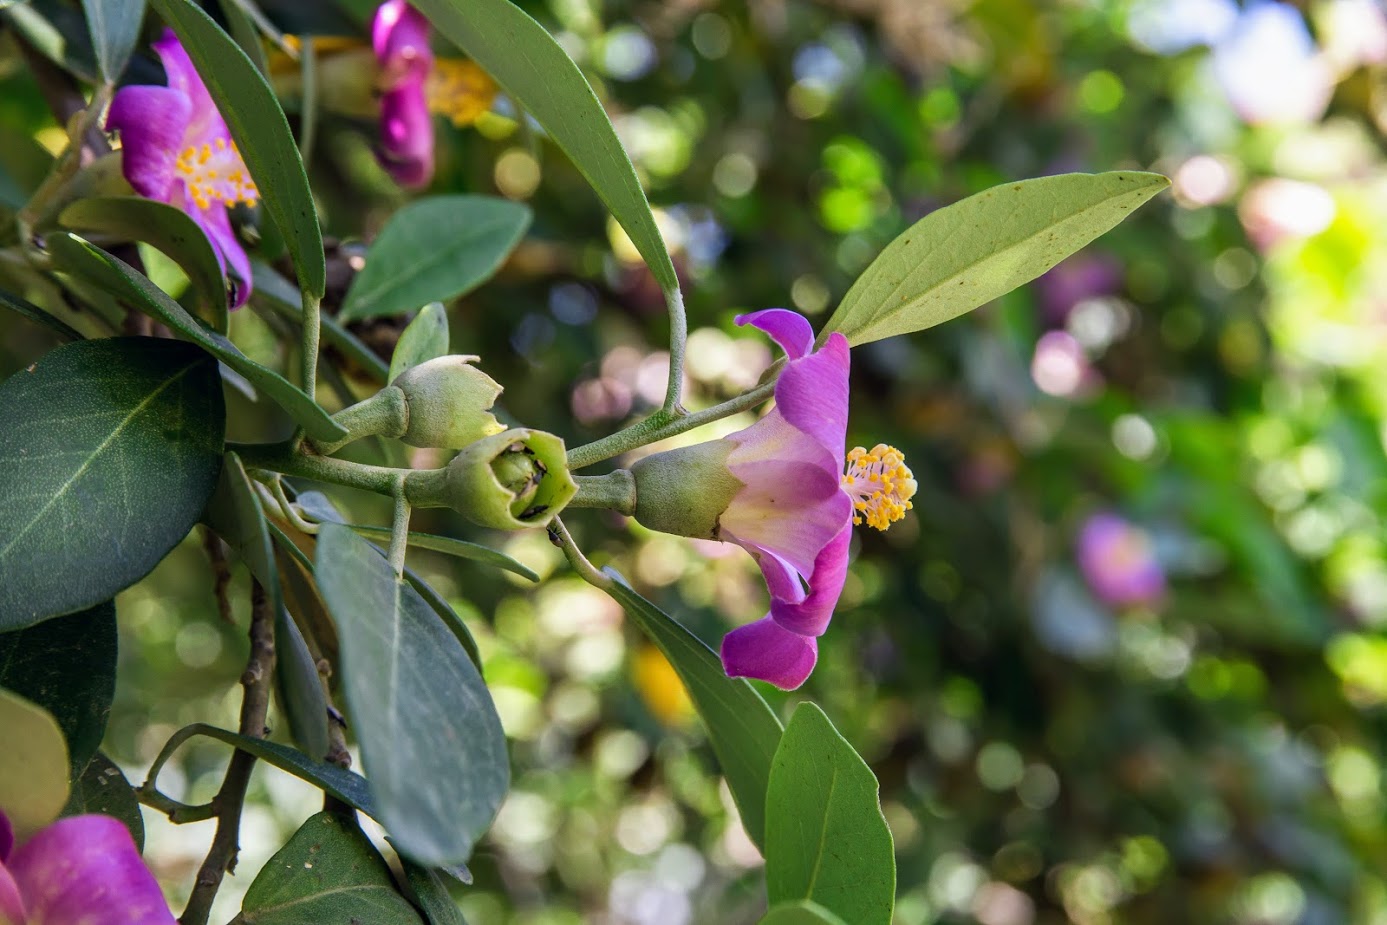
left=426, top=59, right=497, bottom=127
left=843, top=444, right=917, bottom=531
left=174, top=138, right=259, bottom=211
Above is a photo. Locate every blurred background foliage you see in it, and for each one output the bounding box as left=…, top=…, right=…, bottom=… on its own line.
left=5, top=0, right=1387, bottom=923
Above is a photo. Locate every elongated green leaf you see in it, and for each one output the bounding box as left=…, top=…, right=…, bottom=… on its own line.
left=760, top=901, right=850, bottom=925
left=148, top=0, right=325, bottom=298
left=47, top=234, right=346, bottom=441
left=0, top=287, right=84, bottom=341
left=316, top=524, right=509, bottom=867
left=407, top=0, right=676, bottom=292
left=0, top=690, right=69, bottom=840
left=389, top=302, right=450, bottom=383
left=204, top=455, right=330, bottom=759
left=341, top=197, right=529, bottom=321
left=153, top=722, right=374, bottom=813
left=401, top=859, right=469, bottom=925
left=765, top=703, right=895, bottom=925
left=401, top=564, right=482, bottom=672
left=350, top=526, right=538, bottom=581
left=0, top=337, right=224, bottom=628
left=823, top=171, right=1169, bottom=346
left=82, top=0, right=145, bottom=82
left=0, top=601, right=117, bottom=771
left=241, top=812, right=425, bottom=925
left=64, top=751, right=144, bottom=850
left=60, top=196, right=230, bottom=332
left=3, top=1, right=99, bottom=82
left=216, top=0, right=268, bottom=77
left=602, top=570, right=783, bottom=851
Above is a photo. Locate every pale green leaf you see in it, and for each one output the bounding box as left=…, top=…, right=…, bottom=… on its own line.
left=389, top=302, right=450, bottom=383
left=0, top=689, right=70, bottom=840
left=81, top=0, right=145, bottom=82
left=823, top=171, right=1169, bottom=346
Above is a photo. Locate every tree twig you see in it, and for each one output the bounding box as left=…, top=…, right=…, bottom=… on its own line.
left=202, top=527, right=235, bottom=624
left=179, top=580, right=276, bottom=925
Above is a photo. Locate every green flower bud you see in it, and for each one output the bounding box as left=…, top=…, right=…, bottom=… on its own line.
left=393, top=355, right=505, bottom=449
left=628, top=441, right=743, bottom=540
left=408, top=428, right=577, bottom=529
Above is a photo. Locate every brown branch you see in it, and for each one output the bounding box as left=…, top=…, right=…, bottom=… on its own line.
left=202, top=527, right=235, bottom=624
left=179, top=579, right=275, bottom=925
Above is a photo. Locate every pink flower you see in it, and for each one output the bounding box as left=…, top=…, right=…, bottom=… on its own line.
left=372, top=1, right=435, bottom=187
left=1076, top=512, right=1166, bottom=608
left=716, top=310, right=916, bottom=689
left=106, top=29, right=257, bottom=308
left=0, top=811, right=173, bottom=925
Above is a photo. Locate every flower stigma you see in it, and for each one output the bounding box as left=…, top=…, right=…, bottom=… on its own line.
left=175, top=138, right=259, bottom=211
left=843, top=443, right=917, bottom=531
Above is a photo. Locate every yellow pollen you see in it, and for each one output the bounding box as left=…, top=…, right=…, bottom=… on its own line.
left=174, top=134, right=258, bottom=211
left=842, top=443, right=917, bottom=531
left=425, top=59, right=498, bottom=127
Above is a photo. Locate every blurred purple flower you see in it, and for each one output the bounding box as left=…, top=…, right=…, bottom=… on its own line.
left=1212, top=3, right=1331, bottom=125
left=0, top=812, right=173, bottom=925
left=106, top=29, right=257, bottom=307
left=1035, top=253, right=1123, bottom=323
left=372, top=1, right=435, bottom=187
left=718, top=310, right=916, bottom=689
left=1077, top=513, right=1166, bottom=608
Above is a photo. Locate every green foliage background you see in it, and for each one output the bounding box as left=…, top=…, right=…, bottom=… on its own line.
left=4, top=0, right=1387, bottom=923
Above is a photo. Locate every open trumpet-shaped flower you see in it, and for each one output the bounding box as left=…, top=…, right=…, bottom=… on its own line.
left=629, top=309, right=916, bottom=689
left=0, top=811, right=173, bottom=925
left=106, top=30, right=257, bottom=308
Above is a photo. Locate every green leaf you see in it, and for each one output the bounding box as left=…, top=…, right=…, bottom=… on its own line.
left=0, top=337, right=224, bottom=628
left=602, top=571, right=783, bottom=851
left=822, top=171, right=1169, bottom=346
left=389, top=302, right=450, bottom=383
left=349, top=526, right=539, bottom=582
left=764, top=703, right=895, bottom=925
left=0, top=689, right=70, bottom=840
left=82, top=0, right=146, bottom=83
left=241, top=812, right=425, bottom=925
left=155, top=723, right=375, bottom=814
left=204, top=454, right=330, bottom=760
left=407, top=0, right=676, bottom=292
left=217, top=0, right=269, bottom=77
left=46, top=234, right=347, bottom=442
left=3, top=1, right=99, bottom=83
left=63, top=751, right=144, bottom=851
left=0, top=601, right=117, bottom=771
left=340, top=197, right=530, bottom=322
left=401, top=859, right=469, bottom=925
left=147, top=0, right=326, bottom=299
left=759, top=901, right=850, bottom=925
left=401, top=565, right=482, bottom=672
left=60, top=196, right=230, bottom=332
left=316, top=524, right=509, bottom=867
left=0, top=286, right=84, bottom=341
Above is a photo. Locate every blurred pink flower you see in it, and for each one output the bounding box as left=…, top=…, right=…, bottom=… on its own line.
left=106, top=29, right=256, bottom=307
left=0, top=811, right=172, bottom=925
left=372, top=1, right=435, bottom=187
left=1077, top=513, right=1166, bottom=608
left=1034, top=254, right=1122, bottom=323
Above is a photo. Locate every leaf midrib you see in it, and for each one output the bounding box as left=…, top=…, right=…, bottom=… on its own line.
left=803, top=765, right=839, bottom=899
left=0, top=360, right=196, bottom=562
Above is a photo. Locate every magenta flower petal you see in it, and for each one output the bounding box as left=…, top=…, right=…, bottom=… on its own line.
left=373, top=0, right=434, bottom=84
left=378, top=84, right=435, bottom=188
left=151, top=29, right=229, bottom=145
left=721, top=615, right=818, bottom=690
left=767, top=332, right=850, bottom=461
left=736, top=309, right=815, bottom=359
left=8, top=816, right=173, bottom=925
left=188, top=200, right=252, bottom=308
left=719, top=456, right=850, bottom=580
left=105, top=85, right=191, bottom=200
left=0, top=811, right=12, bottom=862
left=0, top=863, right=24, bottom=925
left=769, top=523, right=852, bottom=637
